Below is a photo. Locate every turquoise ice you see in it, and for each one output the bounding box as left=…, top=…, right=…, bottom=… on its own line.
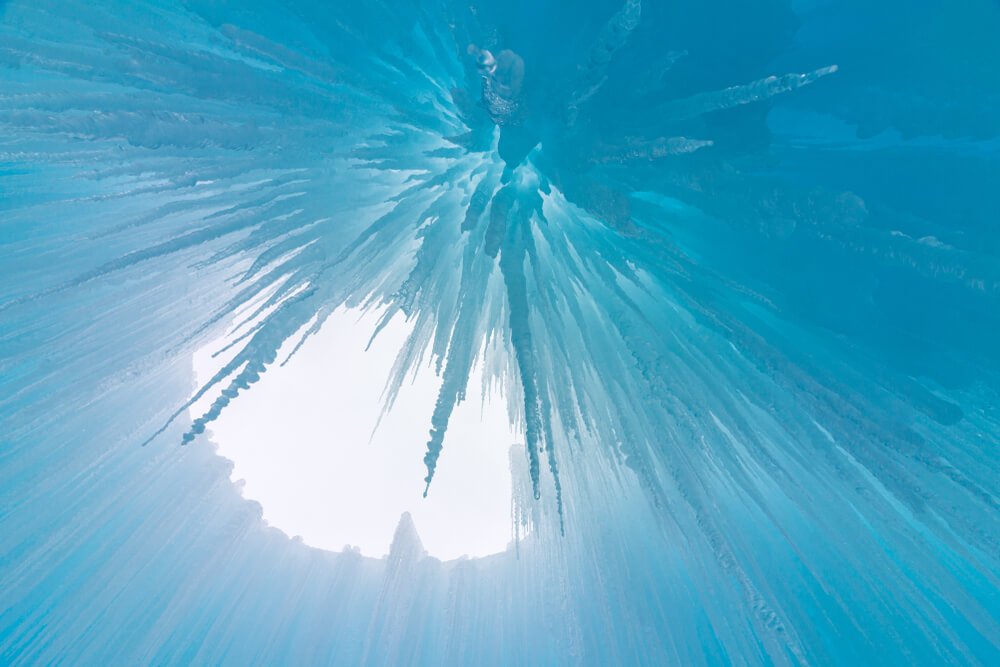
left=1, top=1, right=998, bottom=664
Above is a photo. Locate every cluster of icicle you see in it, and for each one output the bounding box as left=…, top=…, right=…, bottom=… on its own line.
left=1, top=0, right=998, bottom=664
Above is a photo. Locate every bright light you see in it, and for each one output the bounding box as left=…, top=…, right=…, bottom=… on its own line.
left=192, top=307, right=518, bottom=560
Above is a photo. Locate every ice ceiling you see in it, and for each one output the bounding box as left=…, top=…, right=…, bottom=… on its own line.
left=1, top=0, right=998, bottom=664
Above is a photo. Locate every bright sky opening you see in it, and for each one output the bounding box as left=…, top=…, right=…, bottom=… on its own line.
left=192, top=306, right=517, bottom=560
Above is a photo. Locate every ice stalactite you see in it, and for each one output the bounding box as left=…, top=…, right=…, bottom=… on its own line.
left=565, top=0, right=642, bottom=125
left=654, top=65, right=840, bottom=124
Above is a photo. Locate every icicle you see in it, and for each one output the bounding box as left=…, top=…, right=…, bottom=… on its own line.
left=566, top=0, right=643, bottom=124
left=589, top=136, right=713, bottom=163
left=656, top=65, right=839, bottom=122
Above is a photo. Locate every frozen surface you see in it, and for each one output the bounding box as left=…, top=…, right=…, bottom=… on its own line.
left=1, top=0, right=999, bottom=664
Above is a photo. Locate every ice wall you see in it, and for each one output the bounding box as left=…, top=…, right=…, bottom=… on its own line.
left=1, top=0, right=998, bottom=664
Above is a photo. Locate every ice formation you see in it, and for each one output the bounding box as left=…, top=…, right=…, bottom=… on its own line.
left=1, top=0, right=998, bottom=664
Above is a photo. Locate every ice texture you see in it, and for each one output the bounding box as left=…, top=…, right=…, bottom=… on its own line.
left=1, top=0, right=999, bottom=664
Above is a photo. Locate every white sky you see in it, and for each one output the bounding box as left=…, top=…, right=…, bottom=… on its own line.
left=192, top=306, right=517, bottom=560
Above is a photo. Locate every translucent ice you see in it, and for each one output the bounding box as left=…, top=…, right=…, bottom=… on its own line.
left=1, top=0, right=998, bottom=664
